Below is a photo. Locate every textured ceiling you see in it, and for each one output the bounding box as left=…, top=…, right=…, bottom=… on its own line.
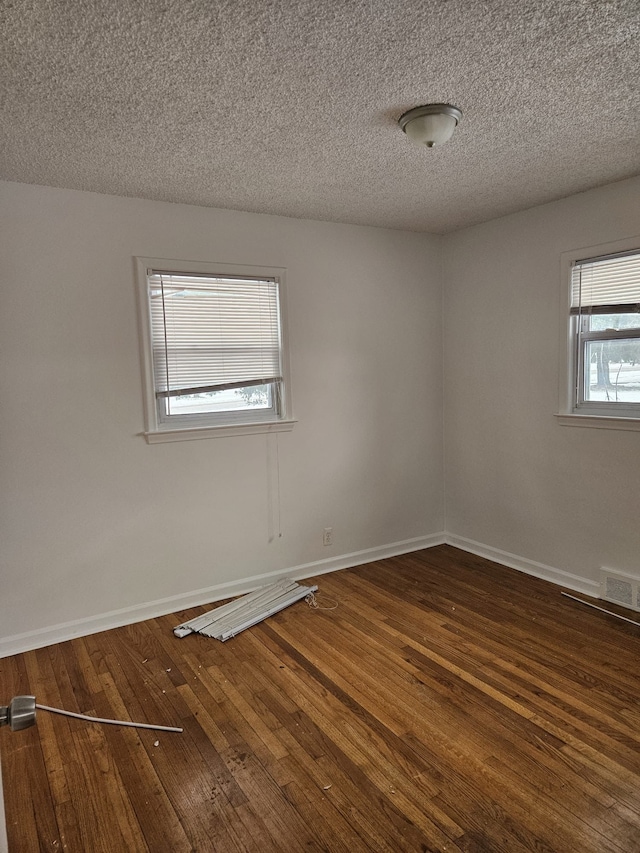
left=1, top=0, right=639, bottom=233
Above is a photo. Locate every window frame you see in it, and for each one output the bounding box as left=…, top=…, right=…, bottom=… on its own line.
left=135, top=257, right=295, bottom=443
left=557, top=236, right=640, bottom=431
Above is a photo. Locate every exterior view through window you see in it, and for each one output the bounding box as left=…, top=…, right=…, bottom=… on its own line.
left=570, top=249, right=640, bottom=415
left=136, top=259, right=291, bottom=440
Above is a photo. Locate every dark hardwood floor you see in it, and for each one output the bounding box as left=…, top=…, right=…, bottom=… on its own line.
left=1, top=545, right=640, bottom=852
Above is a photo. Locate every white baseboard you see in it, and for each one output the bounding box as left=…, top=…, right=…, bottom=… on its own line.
left=0, top=533, right=446, bottom=659
left=0, top=532, right=602, bottom=659
left=444, top=534, right=600, bottom=598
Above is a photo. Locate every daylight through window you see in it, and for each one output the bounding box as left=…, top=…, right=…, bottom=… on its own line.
left=570, top=249, right=640, bottom=416
left=137, top=259, right=293, bottom=441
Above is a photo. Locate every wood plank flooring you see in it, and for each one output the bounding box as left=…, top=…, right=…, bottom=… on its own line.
left=1, top=545, right=640, bottom=852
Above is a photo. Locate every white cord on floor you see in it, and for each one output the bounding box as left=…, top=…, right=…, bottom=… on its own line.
left=35, top=703, right=183, bottom=733
left=305, top=591, right=338, bottom=611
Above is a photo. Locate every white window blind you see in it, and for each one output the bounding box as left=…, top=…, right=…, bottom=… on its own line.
left=571, top=250, right=640, bottom=314
left=148, top=271, right=283, bottom=397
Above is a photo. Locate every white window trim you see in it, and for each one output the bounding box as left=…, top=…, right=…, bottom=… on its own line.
left=135, top=256, right=296, bottom=443
left=557, top=235, right=640, bottom=432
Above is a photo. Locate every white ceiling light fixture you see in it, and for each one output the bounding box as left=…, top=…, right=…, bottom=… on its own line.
left=398, top=103, right=462, bottom=148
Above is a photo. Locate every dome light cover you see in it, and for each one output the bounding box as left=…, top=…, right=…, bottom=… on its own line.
left=398, top=104, right=462, bottom=148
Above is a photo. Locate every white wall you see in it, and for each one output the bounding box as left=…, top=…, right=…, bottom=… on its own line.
left=4, top=174, right=638, bottom=655
left=443, top=176, right=640, bottom=590
left=0, top=181, right=444, bottom=653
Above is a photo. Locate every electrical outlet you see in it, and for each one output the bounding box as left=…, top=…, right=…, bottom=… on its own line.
left=323, top=527, right=333, bottom=546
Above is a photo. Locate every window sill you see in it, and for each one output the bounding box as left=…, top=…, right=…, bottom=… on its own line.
left=143, top=419, right=297, bottom=444
left=555, top=413, right=640, bottom=432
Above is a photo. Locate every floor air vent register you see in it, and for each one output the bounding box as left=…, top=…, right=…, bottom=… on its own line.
left=600, top=569, right=640, bottom=614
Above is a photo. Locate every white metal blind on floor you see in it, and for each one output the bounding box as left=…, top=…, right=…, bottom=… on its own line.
left=173, top=580, right=318, bottom=641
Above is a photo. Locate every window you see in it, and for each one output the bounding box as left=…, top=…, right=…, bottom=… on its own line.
left=559, top=240, right=640, bottom=429
left=136, top=258, right=294, bottom=442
